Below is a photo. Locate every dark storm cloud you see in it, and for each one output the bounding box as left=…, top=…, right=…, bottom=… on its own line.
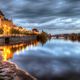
left=0, top=0, right=13, bottom=18
left=0, top=0, right=80, bottom=30
left=12, top=0, right=80, bottom=17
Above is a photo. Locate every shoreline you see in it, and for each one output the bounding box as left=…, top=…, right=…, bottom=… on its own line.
left=0, top=61, right=37, bottom=80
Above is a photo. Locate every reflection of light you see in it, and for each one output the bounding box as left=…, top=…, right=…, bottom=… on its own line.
left=26, top=47, right=29, bottom=51
left=25, top=45, right=33, bottom=51
left=30, top=45, right=33, bottom=49
left=3, top=47, right=12, bottom=61
left=22, top=48, right=25, bottom=53
left=0, top=40, right=39, bottom=61
left=16, top=50, right=20, bottom=55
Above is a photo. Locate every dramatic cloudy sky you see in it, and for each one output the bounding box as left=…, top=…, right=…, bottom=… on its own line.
left=0, top=0, right=80, bottom=33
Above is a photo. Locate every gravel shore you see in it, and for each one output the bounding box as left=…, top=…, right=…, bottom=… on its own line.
left=0, top=61, right=37, bottom=80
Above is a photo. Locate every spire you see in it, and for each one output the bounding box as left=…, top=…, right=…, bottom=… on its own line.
left=0, top=10, right=4, bottom=16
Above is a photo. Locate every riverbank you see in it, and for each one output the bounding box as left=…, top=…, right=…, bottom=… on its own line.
left=0, top=35, right=37, bottom=45
left=0, top=61, right=37, bottom=80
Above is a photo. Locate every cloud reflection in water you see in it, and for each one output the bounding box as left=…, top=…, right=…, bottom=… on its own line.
left=11, top=39, right=80, bottom=78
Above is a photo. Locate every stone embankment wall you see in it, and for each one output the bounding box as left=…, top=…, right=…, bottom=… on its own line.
left=0, top=35, right=37, bottom=45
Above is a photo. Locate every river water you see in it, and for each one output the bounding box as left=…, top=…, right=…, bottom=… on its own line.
left=0, top=39, right=80, bottom=80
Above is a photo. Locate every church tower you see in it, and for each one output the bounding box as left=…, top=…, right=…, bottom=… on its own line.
left=0, top=10, right=5, bottom=27
left=0, top=10, right=4, bottom=16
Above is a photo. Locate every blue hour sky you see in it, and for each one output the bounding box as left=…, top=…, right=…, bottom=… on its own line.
left=0, top=0, right=80, bottom=32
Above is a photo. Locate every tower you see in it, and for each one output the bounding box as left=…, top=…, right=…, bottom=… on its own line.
left=0, top=10, right=4, bottom=27
left=0, top=10, right=4, bottom=16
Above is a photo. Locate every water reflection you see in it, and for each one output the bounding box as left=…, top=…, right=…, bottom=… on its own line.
left=1, top=38, right=80, bottom=80
left=0, top=40, right=39, bottom=61
left=11, top=39, right=80, bottom=80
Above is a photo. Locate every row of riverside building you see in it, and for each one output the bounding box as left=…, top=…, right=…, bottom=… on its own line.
left=0, top=10, right=30, bottom=35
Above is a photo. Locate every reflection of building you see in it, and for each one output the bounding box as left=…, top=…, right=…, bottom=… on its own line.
left=0, top=40, right=39, bottom=61
left=3, top=47, right=13, bottom=61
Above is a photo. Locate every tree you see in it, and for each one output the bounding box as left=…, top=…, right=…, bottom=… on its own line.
left=37, top=31, right=48, bottom=45
left=32, top=28, right=39, bottom=32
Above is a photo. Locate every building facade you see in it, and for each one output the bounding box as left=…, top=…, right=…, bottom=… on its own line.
left=0, top=10, right=14, bottom=35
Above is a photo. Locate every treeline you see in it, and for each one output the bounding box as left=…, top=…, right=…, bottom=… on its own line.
left=65, top=33, right=80, bottom=41
left=37, top=31, right=49, bottom=44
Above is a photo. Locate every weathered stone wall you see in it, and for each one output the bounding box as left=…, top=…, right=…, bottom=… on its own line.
left=0, top=37, right=5, bottom=45
left=0, top=35, right=37, bottom=45
left=9, top=35, right=37, bottom=44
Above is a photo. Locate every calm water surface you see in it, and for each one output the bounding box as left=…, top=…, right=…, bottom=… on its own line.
left=1, top=39, right=80, bottom=79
